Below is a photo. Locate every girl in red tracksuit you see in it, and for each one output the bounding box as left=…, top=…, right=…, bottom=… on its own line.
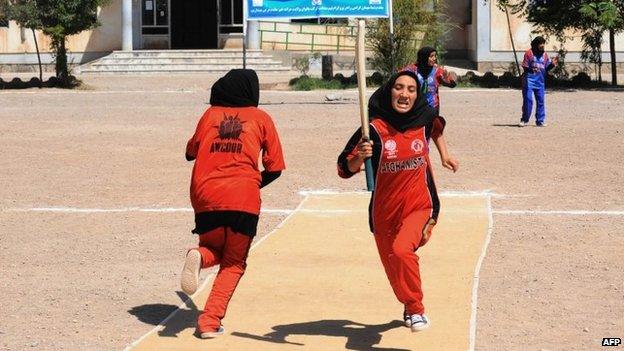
left=181, top=69, right=285, bottom=338
left=338, top=71, right=458, bottom=332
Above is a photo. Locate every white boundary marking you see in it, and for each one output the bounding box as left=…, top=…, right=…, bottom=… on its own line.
left=122, top=195, right=310, bottom=351
left=0, top=88, right=516, bottom=96
left=493, top=210, right=624, bottom=216
left=469, top=194, right=493, bottom=351
left=3, top=187, right=622, bottom=217
left=0, top=90, right=198, bottom=95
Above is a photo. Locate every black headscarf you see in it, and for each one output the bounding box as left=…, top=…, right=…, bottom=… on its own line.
left=416, top=46, right=437, bottom=78
left=531, top=36, right=546, bottom=57
left=210, top=69, right=260, bottom=107
left=368, top=70, right=437, bottom=132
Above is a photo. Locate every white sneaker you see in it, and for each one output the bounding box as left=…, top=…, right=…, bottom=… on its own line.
left=404, top=309, right=412, bottom=327
left=518, top=121, right=528, bottom=127
left=536, top=123, right=547, bottom=127
left=181, top=249, right=202, bottom=295
left=410, top=314, right=430, bottom=332
left=199, top=326, right=225, bottom=339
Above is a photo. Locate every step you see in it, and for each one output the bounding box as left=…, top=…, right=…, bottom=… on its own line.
left=78, top=67, right=291, bottom=74
left=91, top=62, right=282, bottom=69
left=76, top=50, right=290, bottom=74
left=110, top=51, right=267, bottom=59
left=89, top=65, right=286, bottom=71
left=95, top=58, right=281, bottom=65
left=104, top=55, right=274, bottom=62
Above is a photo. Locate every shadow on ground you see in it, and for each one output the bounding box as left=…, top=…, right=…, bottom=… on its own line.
left=128, top=291, right=198, bottom=338
left=232, top=319, right=409, bottom=351
left=492, top=123, right=524, bottom=128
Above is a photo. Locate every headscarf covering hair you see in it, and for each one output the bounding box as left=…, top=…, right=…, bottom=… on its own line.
left=368, top=70, right=437, bottom=132
left=416, top=46, right=437, bottom=78
left=531, top=36, right=546, bottom=56
left=210, top=69, right=260, bottom=107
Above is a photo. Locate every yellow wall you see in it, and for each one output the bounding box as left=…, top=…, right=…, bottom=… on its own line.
left=0, top=0, right=121, bottom=54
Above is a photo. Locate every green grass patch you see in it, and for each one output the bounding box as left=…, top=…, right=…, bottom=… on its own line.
left=289, top=76, right=357, bottom=91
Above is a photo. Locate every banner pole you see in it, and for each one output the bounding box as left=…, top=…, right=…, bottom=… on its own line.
left=356, top=18, right=375, bottom=192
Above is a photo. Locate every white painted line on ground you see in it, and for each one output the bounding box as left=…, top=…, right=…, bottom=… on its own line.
left=469, top=195, right=493, bottom=351
left=18, top=207, right=193, bottom=213
left=0, top=90, right=198, bottom=95
left=493, top=210, right=624, bottom=216
left=122, top=194, right=311, bottom=351
left=8, top=205, right=623, bottom=216
left=298, top=189, right=527, bottom=198
left=443, top=88, right=517, bottom=93
left=4, top=207, right=293, bottom=215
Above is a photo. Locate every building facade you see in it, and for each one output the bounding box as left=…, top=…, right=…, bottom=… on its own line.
left=1, top=0, right=622, bottom=71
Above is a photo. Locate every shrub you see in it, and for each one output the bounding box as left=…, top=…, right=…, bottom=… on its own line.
left=366, top=0, right=448, bottom=78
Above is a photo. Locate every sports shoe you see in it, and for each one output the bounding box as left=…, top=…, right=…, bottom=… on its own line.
left=536, top=123, right=547, bottom=127
left=181, top=249, right=202, bottom=295
left=403, top=308, right=411, bottom=327
left=518, top=121, right=528, bottom=127
left=198, top=326, right=225, bottom=339
left=410, top=314, right=430, bottom=332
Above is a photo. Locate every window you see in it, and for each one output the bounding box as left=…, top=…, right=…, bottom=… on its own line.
left=220, top=0, right=242, bottom=33
left=141, top=0, right=169, bottom=35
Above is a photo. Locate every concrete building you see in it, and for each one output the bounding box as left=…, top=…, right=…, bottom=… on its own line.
left=1, top=0, right=622, bottom=73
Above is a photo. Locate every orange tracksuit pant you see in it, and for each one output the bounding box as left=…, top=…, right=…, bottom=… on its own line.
left=195, top=227, right=252, bottom=332
left=373, top=211, right=436, bottom=315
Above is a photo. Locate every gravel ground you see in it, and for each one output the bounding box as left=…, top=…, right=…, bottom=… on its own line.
left=1, top=74, right=623, bottom=350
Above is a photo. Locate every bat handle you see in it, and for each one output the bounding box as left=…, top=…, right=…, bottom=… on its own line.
left=361, top=134, right=375, bottom=192
left=364, top=159, right=375, bottom=192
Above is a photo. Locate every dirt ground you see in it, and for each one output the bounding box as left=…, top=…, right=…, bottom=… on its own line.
left=1, top=74, right=623, bottom=351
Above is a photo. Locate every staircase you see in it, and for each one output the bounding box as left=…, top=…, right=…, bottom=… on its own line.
left=74, top=49, right=290, bottom=74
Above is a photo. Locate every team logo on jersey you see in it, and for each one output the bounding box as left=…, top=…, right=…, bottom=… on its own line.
left=411, top=139, right=424, bottom=154
left=218, top=113, right=244, bottom=139
left=384, top=139, right=398, bottom=159
left=211, top=113, right=244, bottom=154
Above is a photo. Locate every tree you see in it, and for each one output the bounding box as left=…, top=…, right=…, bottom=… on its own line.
left=491, top=0, right=522, bottom=77
left=367, top=0, right=448, bottom=77
left=1, top=0, right=108, bottom=85
left=499, top=0, right=624, bottom=85
left=579, top=1, right=623, bottom=84
left=0, top=0, right=43, bottom=86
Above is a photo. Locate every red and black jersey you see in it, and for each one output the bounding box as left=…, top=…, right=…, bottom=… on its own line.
left=186, top=105, right=285, bottom=234
left=338, top=116, right=445, bottom=235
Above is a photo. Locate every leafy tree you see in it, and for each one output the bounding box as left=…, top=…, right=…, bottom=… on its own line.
left=0, top=0, right=44, bottom=85
left=1, top=0, right=108, bottom=85
left=579, top=1, right=623, bottom=84
left=367, top=0, right=450, bottom=77
left=498, top=0, right=623, bottom=85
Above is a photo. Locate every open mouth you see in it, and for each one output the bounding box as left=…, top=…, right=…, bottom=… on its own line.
left=396, top=98, right=410, bottom=108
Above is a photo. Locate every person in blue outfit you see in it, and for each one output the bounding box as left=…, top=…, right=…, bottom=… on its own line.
left=520, top=36, right=558, bottom=127
left=401, top=47, right=457, bottom=115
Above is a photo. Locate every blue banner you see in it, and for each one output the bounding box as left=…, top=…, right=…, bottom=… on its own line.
left=247, top=0, right=389, bottom=19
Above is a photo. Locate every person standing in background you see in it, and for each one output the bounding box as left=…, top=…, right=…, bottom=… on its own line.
left=520, top=36, right=559, bottom=127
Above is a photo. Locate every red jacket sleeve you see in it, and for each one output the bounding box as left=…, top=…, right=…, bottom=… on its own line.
left=186, top=109, right=211, bottom=161
left=337, top=128, right=362, bottom=178
left=261, top=112, right=286, bottom=172
left=430, top=116, right=446, bottom=140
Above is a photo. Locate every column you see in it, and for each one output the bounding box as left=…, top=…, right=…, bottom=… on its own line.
left=247, top=21, right=260, bottom=50
left=122, top=0, right=133, bottom=51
